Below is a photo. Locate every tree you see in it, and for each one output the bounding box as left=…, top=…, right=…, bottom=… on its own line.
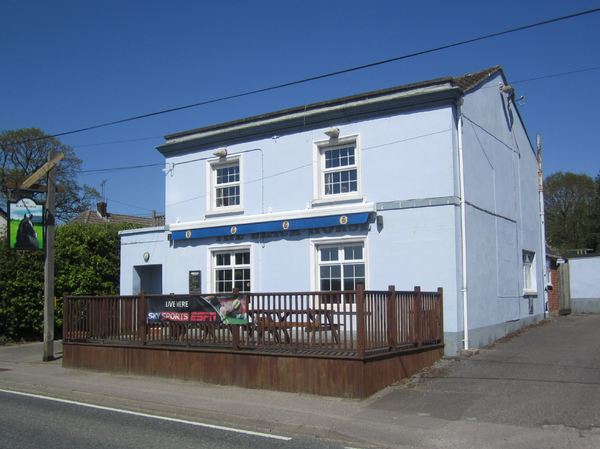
left=0, top=128, right=100, bottom=222
left=544, top=171, right=597, bottom=253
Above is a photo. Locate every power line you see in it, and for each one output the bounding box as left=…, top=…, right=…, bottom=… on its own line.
left=108, top=128, right=451, bottom=210
left=79, top=162, right=163, bottom=174
left=106, top=196, right=156, bottom=213
left=7, top=6, right=600, bottom=146
left=62, top=63, right=600, bottom=153
left=71, top=62, right=600, bottom=178
left=511, top=65, right=600, bottom=85
left=71, top=135, right=163, bottom=149
left=75, top=127, right=453, bottom=179
left=78, top=59, right=599, bottom=210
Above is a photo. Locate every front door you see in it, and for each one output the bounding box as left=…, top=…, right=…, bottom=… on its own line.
left=133, top=264, right=163, bottom=294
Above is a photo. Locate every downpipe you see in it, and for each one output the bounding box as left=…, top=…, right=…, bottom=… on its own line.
left=457, top=101, right=469, bottom=351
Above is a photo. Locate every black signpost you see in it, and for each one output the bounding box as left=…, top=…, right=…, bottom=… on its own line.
left=5, top=150, right=63, bottom=361
left=188, top=270, right=201, bottom=294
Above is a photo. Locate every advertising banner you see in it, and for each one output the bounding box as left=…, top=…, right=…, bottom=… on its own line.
left=147, top=294, right=248, bottom=325
left=7, top=198, right=45, bottom=250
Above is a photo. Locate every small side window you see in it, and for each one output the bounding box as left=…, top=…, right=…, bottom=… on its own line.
left=522, top=250, right=536, bottom=294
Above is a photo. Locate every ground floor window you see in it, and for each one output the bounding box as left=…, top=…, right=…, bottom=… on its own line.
left=317, top=242, right=365, bottom=291
left=213, top=249, right=251, bottom=293
left=522, top=250, right=536, bottom=294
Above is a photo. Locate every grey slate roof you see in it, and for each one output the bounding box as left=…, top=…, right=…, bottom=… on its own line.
left=70, top=210, right=153, bottom=226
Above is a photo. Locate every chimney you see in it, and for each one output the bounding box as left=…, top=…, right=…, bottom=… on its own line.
left=97, top=202, right=107, bottom=217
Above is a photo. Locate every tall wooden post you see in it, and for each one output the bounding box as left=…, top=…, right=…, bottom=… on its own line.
left=138, top=292, right=147, bottom=344
left=231, top=288, right=241, bottom=349
left=413, top=286, right=422, bottom=347
left=386, top=285, right=396, bottom=349
left=43, top=150, right=57, bottom=361
left=356, top=283, right=366, bottom=358
left=437, top=287, right=444, bottom=344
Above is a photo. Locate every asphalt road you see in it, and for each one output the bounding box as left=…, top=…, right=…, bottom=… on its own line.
left=0, top=391, right=343, bottom=449
left=2, top=315, right=600, bottom=448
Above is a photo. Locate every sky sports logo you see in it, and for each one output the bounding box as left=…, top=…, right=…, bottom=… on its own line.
left=147, top=311, right=218, bottom=322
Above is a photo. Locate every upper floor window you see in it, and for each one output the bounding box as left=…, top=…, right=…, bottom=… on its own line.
left=207, top=156, right=242, bottom=214
left=216, top=163, right=240, bottom=207
left=323, top=145, right=357, bottom=195
left=314, top=136, right=361, bottom=202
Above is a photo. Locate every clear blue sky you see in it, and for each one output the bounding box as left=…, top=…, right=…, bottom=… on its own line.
left=2, top=0, right=599, bottom=217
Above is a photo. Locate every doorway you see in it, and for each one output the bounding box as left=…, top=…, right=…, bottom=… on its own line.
left=133, top=264, right=163, bottom=294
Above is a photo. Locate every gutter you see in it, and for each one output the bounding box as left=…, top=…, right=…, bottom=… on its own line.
left=537, top=135, right=548, bottom=318
left=158, top=84, right=460, bottom=154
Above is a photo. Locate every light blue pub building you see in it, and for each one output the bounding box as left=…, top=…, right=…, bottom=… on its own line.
left=120, top=66, right=545, bottom=355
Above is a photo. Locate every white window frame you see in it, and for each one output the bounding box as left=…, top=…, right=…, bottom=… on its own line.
left=310, top=237, right=368, bottom=293
left=522, top=250, right=537, bottom=295
left=545, top=258, right=553, bottom=288
left=312, top=135, right=363, bottom=205
left=208, top=244, right=253, bottom=293
left=206, top=154, right=243, bottom=216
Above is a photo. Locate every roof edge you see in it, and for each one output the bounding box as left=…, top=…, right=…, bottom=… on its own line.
left=164, top=75, right=459, bottom=142
left=156, top=66, right=502, bottom=155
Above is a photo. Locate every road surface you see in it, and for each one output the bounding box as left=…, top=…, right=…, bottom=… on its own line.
left=0, top=390, right=344, bottom=449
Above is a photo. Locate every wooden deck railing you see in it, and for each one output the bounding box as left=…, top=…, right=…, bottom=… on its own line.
left=63, top=286, right=443, bottom=358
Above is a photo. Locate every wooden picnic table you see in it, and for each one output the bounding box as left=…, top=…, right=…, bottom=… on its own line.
left=248, top=308, right=340, bottom=344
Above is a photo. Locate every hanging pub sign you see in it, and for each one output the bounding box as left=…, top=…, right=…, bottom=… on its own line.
left=7, top=198, right=45, bottom=251
left=147, top=294, right=248, bottom=325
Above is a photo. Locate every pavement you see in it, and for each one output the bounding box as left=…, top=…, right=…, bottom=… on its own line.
left=1, top=314, right=600, bottom=449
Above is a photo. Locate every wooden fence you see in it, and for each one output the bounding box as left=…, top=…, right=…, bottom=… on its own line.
left=63, top=285, right=443, bottom=359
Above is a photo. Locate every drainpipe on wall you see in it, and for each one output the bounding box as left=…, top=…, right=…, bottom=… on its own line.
left=457, top=100, right=469, bottom=351
left=537, top=134, right=548, bottom=319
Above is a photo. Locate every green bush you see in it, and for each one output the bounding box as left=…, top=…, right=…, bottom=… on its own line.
left=0, top=241, right=45, bottom=340
left=0, top=222, right=141, bottom=341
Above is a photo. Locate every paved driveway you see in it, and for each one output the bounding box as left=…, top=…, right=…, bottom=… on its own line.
left=367, top=314, right=600, bottom=431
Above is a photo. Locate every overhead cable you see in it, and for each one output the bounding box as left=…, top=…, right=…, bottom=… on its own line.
left=6, top=7, right=600, bottom=145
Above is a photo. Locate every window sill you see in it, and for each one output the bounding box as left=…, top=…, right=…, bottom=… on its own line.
left=204, top=208, right=244, bottom=219
left=523, top=290, right=538, bottom=297
left=311, top=194, right=365, bottom=207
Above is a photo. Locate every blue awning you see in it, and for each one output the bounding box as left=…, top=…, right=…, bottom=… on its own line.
left=171, top=212, right=370, bottom=241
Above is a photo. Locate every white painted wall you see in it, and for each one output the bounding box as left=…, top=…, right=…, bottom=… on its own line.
left=569, top=256, right=600, bottom=313
left=460, top=72, right=544, bottom=349
left=124, top=105, right=459, bottom=325
left=164, top=106, right=455, bottom=224
left=570, top=256, right=600, bottom=298
left=120, top=75, right=543, bottom=355
left=120, top=227, right=169, bottom=295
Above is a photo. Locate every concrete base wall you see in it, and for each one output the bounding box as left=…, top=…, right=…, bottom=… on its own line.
left=63, top=343, right=443, bottom=398
left=444, top=313, right=544, bottom=355
left=571, top=298, right=600, bottom=314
